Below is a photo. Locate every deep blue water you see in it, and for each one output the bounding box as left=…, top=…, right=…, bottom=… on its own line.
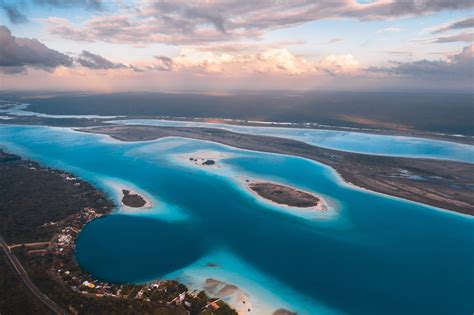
left=108, top=119, right=474, bottom=163
left=0, top=125, right=472, bottom=315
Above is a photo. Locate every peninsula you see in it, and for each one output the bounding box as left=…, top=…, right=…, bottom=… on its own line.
left=0, top=149, right=236, bottom=315
left=79, top=125, right=474, bottom=215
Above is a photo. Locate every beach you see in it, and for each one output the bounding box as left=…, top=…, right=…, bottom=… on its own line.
left=104, top=180, right=153, bottom=210
left=173, top=150, right=233, bottom=169
left=245, top=180, right=328, bottom=211
left=80, top=125, right=474, bottom=215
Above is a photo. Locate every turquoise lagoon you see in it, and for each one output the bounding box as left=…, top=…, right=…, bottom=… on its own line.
left=0, top=125, right=473, bottom=315
left=109, top=119, right=474, bottom=163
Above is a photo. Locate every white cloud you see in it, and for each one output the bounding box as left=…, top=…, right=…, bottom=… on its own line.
left=44, top=1, right=474, bottom=45
left=320, top=54, right=360, bottom=74
left=377, top=27, right=403, bottom=33
left=150, top=48, right=360, bottom=76
left=427, top=16, right=474, bottom=34
left=367, top=44, right=473, bottom=80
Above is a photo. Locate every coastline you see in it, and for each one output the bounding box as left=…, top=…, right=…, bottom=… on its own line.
left=79, top=125, right=474, bottom=216
left=3, top=99, right=472, bottom=145
left=103, top=179, right=154, bottom=210
left=162, top=250, right=339, bottom=315
left=1, top=121, right=472, bottom=315
left=0, top=149, right=237, bottom=314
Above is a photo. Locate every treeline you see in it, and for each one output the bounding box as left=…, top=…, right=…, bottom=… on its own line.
left=0, top=151, right=237, bottom=314
left=0, top=150, right=114, bottom=243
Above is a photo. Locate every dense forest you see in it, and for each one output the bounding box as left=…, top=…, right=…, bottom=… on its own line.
left=0, top=150, right=236, bottom=314
left=0, top=150, right=114, bottom=244
left=0, top=252, right=49, bottom=314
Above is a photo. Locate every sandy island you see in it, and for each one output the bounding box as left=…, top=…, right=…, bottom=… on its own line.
left=121, top=189, right=148, bottom=208
left=173, top=150, right=232, bottom=168
left=245, top=180, right=328, bottom=211
left=117, top=187, right=152, bottom=209
left=79, top=126, right=474, bottom=215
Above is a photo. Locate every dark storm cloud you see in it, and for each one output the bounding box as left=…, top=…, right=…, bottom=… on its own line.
left=0, top=25, right=72, bottom=73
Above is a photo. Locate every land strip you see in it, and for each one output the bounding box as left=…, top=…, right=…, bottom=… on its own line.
left=80, top=125, right=474, bottom=215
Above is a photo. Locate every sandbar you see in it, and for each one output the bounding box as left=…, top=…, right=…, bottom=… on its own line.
left=80, top=125, right=474, bottom=215
left=173, top=150, right=232, bottom=168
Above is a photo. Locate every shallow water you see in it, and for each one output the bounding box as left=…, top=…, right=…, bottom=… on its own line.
left=108, top=118, right=474, bottom=163
left=0, top=102, right=122, bottom=119
left=0, top=125, right=472, bottom=315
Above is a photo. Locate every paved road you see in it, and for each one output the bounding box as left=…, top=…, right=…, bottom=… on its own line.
left=0, top=235, right=66, bottom=315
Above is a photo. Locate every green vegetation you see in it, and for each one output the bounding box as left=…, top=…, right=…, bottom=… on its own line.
left=0, top=150, right=237, bottom=314
left=0, top=150, right=114, bottom=243
left=0, top=251, right=49, bottom=314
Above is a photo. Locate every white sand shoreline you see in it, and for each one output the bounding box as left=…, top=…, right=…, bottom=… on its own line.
left=120, top=187, right=153, bottom=209
left=172, top=150, right=234, bottom=169
left=103, top=179, right=154, bottom=210
left=241, top=177, right=329, bottom=212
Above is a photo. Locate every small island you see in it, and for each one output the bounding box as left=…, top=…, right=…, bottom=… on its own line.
left=121, top=189, right=147, bottom=208
left=202, top=159, right=216, bottom=166
left=0, top=149, right=236, bottom=314
left=248, top=181, right=321, bottom=208
left=176, top=150, right=231, bottom=168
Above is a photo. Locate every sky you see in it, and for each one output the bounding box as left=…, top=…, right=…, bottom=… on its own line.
left=0, top=0, right=473, bottom=92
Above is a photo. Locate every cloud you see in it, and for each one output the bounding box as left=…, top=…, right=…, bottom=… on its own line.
left=76, top=50, right=128, bottom=70
left=0, top=25, right=72, bottom=73
left=33, top=0, right=103, bottom=10
left=0, top=0, right=103, bottom=24
left=156, top=48, right=316, bottom=75
left=45, top=0, right=474, bottom=45
left=0, top=26, right=141, bottom=74
left=432, top=32, right=474, bottom=43
left=187, top=40, right=307, bottom=54
left=149, top=48, right=360, bottom=76
left=431, top=16, right=474, bottom=33
left=0, top=1, right=28, bottom=23
left=313, top=38, right=343, bottom=45
left=150, top=56, right=174, bottom=71
left=367, top=45, right=473, bottom=80
left=377, top=27, right=403, bottom=33
left=320, top=54, right=360, bottom=75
